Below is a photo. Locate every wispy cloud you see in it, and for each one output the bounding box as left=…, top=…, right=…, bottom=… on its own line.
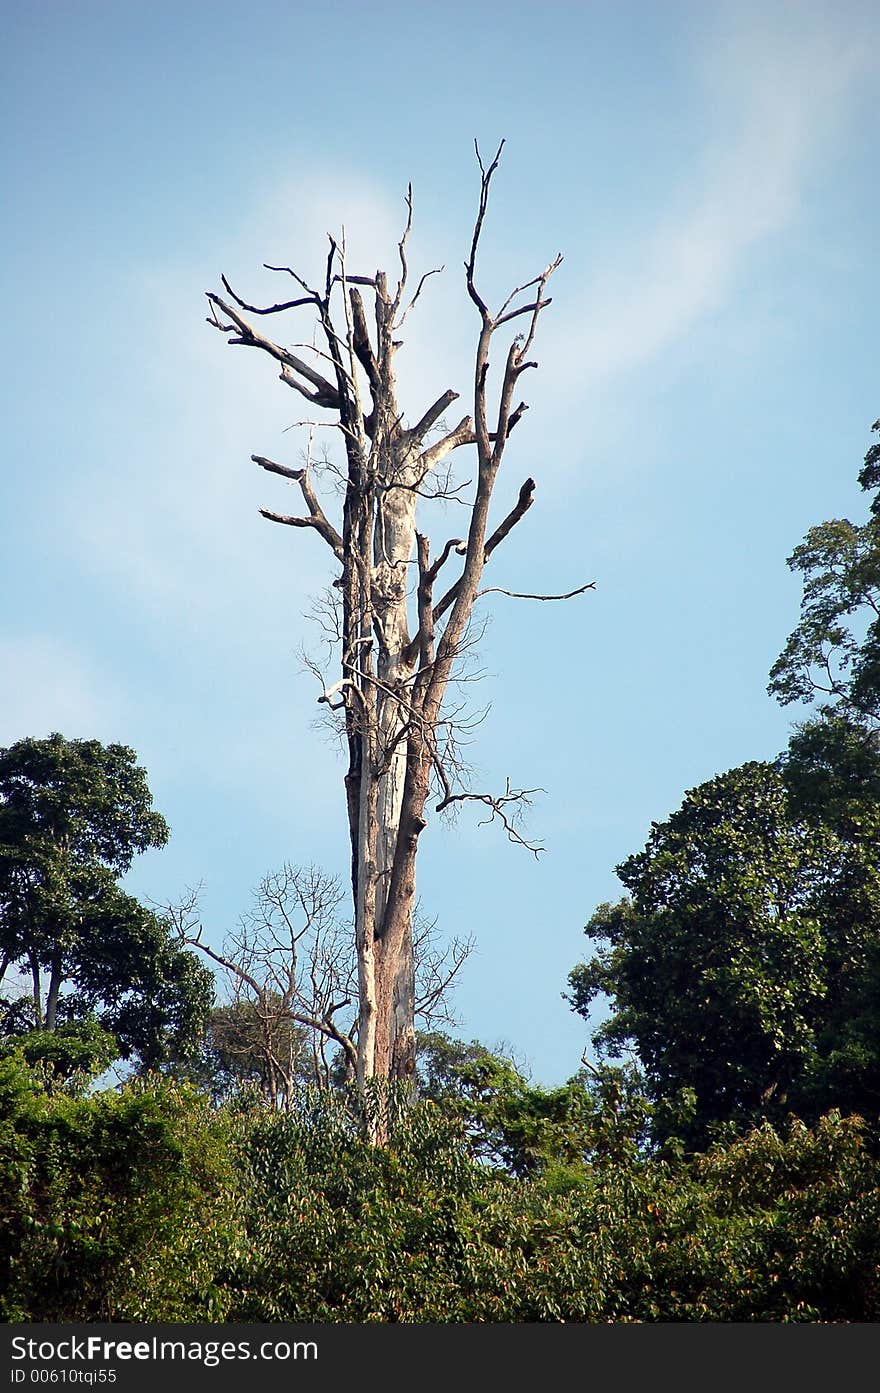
left=66, top=169, right=465, bottom=633
left=546, top=15, right=872, bottom=393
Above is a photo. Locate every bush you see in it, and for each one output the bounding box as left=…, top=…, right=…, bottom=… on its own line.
left=0, top=1056, right=240, bottom=1320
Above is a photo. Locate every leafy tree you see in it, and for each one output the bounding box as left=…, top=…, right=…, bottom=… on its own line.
left=569, top=761, right=880, bottom=1145
left=769, top=418, right=880, bottom=727
left=0, top=1017, right=118, bottom=1082
left=0, top=734, right=212, bottom=1067
left=778, top=720, right=880, bottom=1125
left=416, top=1030, right=649, bottom=1178
left=765, top=416, right=880, bottom=1126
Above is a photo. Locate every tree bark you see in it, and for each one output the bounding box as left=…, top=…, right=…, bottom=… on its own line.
left=45, top=950, right=63, bottom=1031
left=29, top=952, right=42, bottom=1028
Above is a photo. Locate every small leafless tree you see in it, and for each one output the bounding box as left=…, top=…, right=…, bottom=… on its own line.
left=168, top=866, right=471, bottom=1104
left=206, top=143, right=590, bottom=1100
left=164, top=869, right=349, bottom=1105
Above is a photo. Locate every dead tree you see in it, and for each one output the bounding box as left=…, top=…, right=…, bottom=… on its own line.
left=163, top=869, right=353, bottom=1105
left=206, top=143, right=590, bottom=1096
left=166, top=868, right=472, bottom=1101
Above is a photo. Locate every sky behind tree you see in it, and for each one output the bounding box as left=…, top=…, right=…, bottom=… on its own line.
left=1, top=0, right=877, bottom=1082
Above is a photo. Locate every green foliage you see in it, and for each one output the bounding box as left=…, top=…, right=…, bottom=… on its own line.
left=226, top=1092, right=880, bottom=1322
left=165, top=998, right=313, bottom=1102
left=769, top=419, right=880, bottom=726
left=760, top=418, right=880, bottom=1131
left=0, top=1053, right=240, bottom=1314
left=783, top=711, right=880, bottom=839
left=679, top=1113, right=880, bottom=1321
left=0, top=733, right=169, bottom=874
left=3, top=1059, right=878, bottom=1322
left=565, top=1110, right=880, bottom=1322
left=0, top=1056, right=240, bottom=1322
left=0, top=1017, right=119, bottom=1082
left=0, top=733, right=213, bottom=1067
left=416, top=1031, right=649, bottom=1179
left=569, top=761, right=880, bottom=1145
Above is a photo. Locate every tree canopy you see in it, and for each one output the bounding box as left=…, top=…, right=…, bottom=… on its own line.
left=0, top=734, right=212, bottom=1068
left=568, top=420, right=880, bottom=1149
left=569, top=760, right=880, bottom=1146
left=769, top=419, right=880, bottom=728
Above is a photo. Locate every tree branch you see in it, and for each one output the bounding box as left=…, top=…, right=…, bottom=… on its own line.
left=465, top=138, right=505, bottom=319
left=220, top=272, right=317, bottom=316
left=396, top=264, right=445, bottom=329
left=418, top=414, right=475, bottom=472
left=477, top=581, right=596, bottom=602
left=391, top=182, right=414, bottom=317
left=252, top=455, right=344, bottom=558
left=430, top=477, right=536, bottom=628
left=407, top=389, right=461, bottom=446
left=349, top=286, right=381, bottom=394
left=435, top=779, right=544, bottom=857
left=206, top=292, right=341, bottom=408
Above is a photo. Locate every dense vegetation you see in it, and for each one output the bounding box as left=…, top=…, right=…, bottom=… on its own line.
left=2, top=422, right=879, bottom=1323
left=3, top=1056, right=879, bottom=1323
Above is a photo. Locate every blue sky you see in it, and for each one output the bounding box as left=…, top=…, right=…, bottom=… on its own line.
left=2, top=0, right=878, bottom=1084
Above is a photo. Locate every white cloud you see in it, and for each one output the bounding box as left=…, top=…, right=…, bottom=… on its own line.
left=545, top=16, right=872, bottom=396
left=65, top=166, right=474, bottom=643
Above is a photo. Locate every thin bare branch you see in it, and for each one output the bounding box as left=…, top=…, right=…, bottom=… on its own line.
left=382, top=473, right=472, bottom=505
left=413, top=923, right=474, bottom=1027
left=263, top=262, right=318, bottom=295
left=252, top=449, right=344, bottom=557
left=207, top=292, right=340, bottom=408
left=494, top=296, right=554, bottom=329
left=396, top=263, right=445, bottom=329
left=259, top=507, right=344, bottom=556
left=430, top=477, right=536, bottom=630
left=518, top=254, right=563, bottom=361
left=435, top=779, right=544, bottom=857
left=465, top=138, right=505, bottom=317
left=495, top=271, right=546, bottom=322
left=391, top=181, right=414, bottom=316
left=220, top=272, right=317, bottom=316
left=477, top=581, right=596, bottom=602
left=251, top=453, right=301, bottom=482
left=426, top=536, right=467, bottom=586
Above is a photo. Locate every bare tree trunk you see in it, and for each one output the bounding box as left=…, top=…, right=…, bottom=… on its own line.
left=29, top=952, right=43, bottom=1028
left=45, top=950, right=63, bottom=1031
left=207, top=144, right=585, bottom=1114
